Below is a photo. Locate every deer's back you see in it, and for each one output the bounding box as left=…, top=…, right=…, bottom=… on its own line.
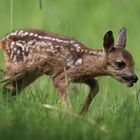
left=1, top=29, right=88, bottom=74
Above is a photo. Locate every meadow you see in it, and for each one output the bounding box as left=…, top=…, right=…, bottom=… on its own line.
left=0, top=0, right=140, bottom=139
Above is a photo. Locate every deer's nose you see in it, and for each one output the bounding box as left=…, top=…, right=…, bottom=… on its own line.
left=126, top=75, right=138, bottom=83
left=133, top=75, right=138, bottom=83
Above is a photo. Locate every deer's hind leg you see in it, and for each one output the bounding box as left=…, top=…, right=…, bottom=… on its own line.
left=4, top=68, right=42, bottom=96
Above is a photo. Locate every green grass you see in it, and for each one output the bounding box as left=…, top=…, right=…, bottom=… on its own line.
left=0, top=79, right=140, bottom=140
left=0, top=0, right=140, bottom=140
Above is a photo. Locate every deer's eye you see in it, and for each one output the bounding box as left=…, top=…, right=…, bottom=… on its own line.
left=115, top=60, right=125, bottom=69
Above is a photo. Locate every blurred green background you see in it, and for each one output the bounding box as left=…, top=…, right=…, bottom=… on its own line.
left=0, top=0, right=140, bottom=140
left=0, top=0, right=140, bottom=64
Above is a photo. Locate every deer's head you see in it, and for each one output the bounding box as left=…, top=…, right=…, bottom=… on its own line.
left=103, top=28, right=138, bottom=87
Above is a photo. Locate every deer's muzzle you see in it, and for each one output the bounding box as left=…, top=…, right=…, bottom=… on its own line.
left=121, top=75, right=138, bottom=87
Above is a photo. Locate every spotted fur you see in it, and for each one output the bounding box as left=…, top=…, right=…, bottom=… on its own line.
left=1, top=29, right=104, bottom=67
left=0, top=28, right=137, bottom=115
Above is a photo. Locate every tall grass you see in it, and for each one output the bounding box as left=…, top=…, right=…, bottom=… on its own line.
left=0, top=0, right=140, bottom=140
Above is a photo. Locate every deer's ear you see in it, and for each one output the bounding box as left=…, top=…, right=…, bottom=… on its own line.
left=103, top=31, right=114, bottom=52
left=117, top=27, right=127, bottom=48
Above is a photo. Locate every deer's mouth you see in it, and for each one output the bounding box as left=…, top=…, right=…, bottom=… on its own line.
left=121, top=77, right=134, bottom=87
left=121, top=76, right=138, bottom=87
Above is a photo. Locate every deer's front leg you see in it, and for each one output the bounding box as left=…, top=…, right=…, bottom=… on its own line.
left=80, top=79, right=99, bottom=115
left=52, top=73, right=72, bottom=111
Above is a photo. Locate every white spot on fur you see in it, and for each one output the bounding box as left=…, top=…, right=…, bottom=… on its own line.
left=70, top=47, right=74, bottom=51
left=74, top=43, right=80, bottom=47
left=55, top=45, right=60, bottom=48
left=75, top=58, right=82, bottom=66
left=38, top=36, right=43, bottom=39
left=25, top=45, right=29, bottom=52
left=43, top=36, right=49, bottom=39
left=89, top=50, right=106, bottom=56
left=77, top=49, right=80, bottom=52
left=24, top=32, right=29, bottom=36
left=63, top=40, right=69, bottom=44
left=50, top=46, right=54, bottom=50
left=34, top=34, right=38, bottom=37
left=74, top=44, right=81, bottom=52
left=29, top=33, right=34, bottom=36
left=40, top=41, right=46, bottom=46
left=16, top=42, right=24, bottom=49
left=56, top=39, right=63, bottom=42
left=67, top=57, right=74, bottom=67
left=70, top=40, right=75, bottom=44
left=51, top=38, right=56, bottom=41
left=10, top=41, right=15, bottom=49
left=47, top=37, right=52, bottom=40
left=18, top=30, right=24, bottom=35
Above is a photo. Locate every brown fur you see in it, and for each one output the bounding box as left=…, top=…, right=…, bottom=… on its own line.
left=0, top=28, right=138, bottom=114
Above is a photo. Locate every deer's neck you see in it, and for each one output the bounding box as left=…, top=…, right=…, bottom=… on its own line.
left=81, top=49, right=108, bottom=77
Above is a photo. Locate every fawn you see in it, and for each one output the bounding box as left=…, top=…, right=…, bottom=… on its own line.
left=0, top=27, right=138, bottom=114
